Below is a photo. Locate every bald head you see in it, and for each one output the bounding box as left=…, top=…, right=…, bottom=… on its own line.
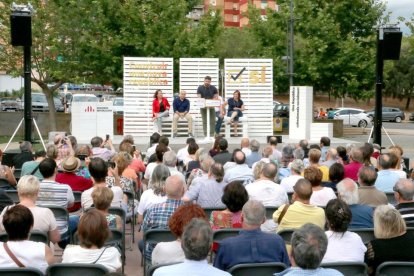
left=326, top=148, right=337, bottom=160
left=293, top=179, right=313, bottom=201
left=234, top=151, right=246, bottom=165
left=262, top=146, right=273, bottom=158
left=165, top=175, right=185, bottom=199
left=394, top=179, right=414, bottom=201
left=241, top=138, right=250, bottom=148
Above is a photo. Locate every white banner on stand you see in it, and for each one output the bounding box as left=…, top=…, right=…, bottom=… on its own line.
left=289, top=86, right=313, bottom=140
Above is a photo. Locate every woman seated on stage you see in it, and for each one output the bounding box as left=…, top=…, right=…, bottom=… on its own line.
left=152, top=89, right=170, bottom=135
left=225, top=90, right=245, bottom=136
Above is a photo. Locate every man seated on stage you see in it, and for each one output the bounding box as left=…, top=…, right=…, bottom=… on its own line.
left=172, top=90, right=193, bottom=138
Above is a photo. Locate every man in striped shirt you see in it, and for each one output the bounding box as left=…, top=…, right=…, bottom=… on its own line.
left=394, top=179, right=414, bottom=227
left=38, top=157, right=75, bottom=248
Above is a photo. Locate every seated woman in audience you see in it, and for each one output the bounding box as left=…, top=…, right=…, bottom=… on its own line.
left=304, top=166, right=336, bottom=207
left=388, top=147, right=407, bottom=178
left=183, top=163, right=227, bottom=208
left=92, top=186, right=122, bottom=230
left=209, top=136, right=221, bottom=158
left=365, top=205, right=414, bottom=275
left=322, top=163, right=344, bottom=192
left=152, top=204, right=207, bottom=265
left=0, top=149, right=17, bottom=189
left=210, top=181, right=248, bottom=230
left=0, top=205, right=54, bottom=273
left=119, top=142, right=145, bottom=190
left=336, top=146, right=349, bottom=165
left=137, top=164, right=170, bottom=224
left=184, top=141, right=199, bottom=170
left=75, top=145, right=92, bottom=179
left=186, top=147, right=204, bottom=174
left=322, top=199, right=366, bottom=264
left=252, top=161, right=267, bottom=181
left=0, top=175, right=60, bottom=244
left=62, top=209, right=121, bottom=272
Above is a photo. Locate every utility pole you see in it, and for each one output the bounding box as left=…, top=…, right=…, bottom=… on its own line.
left=288, top=0, right=294, bottom=87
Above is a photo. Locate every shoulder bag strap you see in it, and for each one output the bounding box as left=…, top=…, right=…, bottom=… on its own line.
left=3, top=242, right=25, bottom=267
left=92, top=246, right=108, bottom=264
left=29, top=164, right=40, bottom=175
left=277, top=204, right=290, bottom=225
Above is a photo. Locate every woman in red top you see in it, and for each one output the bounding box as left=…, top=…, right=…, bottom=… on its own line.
left=152, top=89, right=170, bottom=135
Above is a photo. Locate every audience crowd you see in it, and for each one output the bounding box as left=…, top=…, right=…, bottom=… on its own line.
left=0, top=133, right=413, bottom=275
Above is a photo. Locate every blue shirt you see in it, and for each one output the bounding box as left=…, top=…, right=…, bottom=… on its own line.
left=349, top=204, right=374, bottom=229
left=213, top=228, right=290, bottom=271
left=173, top=97, right=190, bottom=113
left=246, top=152, right=261, bottom=168
left=275, top=267, right=343, bottom=276
left=375, top=170, right=400, bottom=192
left=227, top=98, right=243, bottom=113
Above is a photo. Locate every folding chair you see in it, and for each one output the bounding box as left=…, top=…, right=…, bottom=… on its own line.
left=265, top=206, right=279, bottom=220
left=43, top=205, right=71, bottom=243
left=0, top=231, right=48, bottom=244
left=278, top=229, right=295, bottom=245
left=148, top=262, right=182, bottom=276
left=211, top=228, right=240, bottom=262
left=349, top=228, right=375, bottom=244
left=123, top=190, right=136, bottom=243
left=376, top=261, right=414, bottom=276
left=0, top=267, right=43, bottom=276
left=13, top=169, right=22, bottom=182
left=5, top=190, right=19, bottom=203
left=227, top=262, right=287, bottom=276
left=143, top=229, right=176, bottom=275
left=109, top=207, right=126, bottom=273
left=0, top=178, right=14, bottom=190
left=73, top=191, right=82, bottom=203
left=321, top=262, right=368, bottom=276
left=46, top=263, right=108, bottom=276
left=385, top=192, right=397, bottom=206
left=203, top=207, right=225, bottom=220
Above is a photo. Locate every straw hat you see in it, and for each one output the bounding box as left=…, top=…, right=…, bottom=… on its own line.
left=62, top=156, right=81, bottom=172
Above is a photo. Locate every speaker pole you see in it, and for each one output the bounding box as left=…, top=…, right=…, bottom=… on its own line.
left=373, top=28, right=384, bottom=146
left=23, top=45, right=32, bottom=142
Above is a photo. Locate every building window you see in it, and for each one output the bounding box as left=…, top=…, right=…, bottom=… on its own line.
left=210, top=0, right=216, bottom=6
left=233, top=3, right=238, bottom=10
left=233, top=15, right=238, bottom=22
left=261, top=0, right=268, bottom=9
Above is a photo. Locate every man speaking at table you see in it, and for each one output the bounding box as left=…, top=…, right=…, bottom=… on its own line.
left=197, top=76, right=218, bottom=138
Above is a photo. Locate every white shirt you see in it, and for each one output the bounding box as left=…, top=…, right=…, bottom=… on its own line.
left=137, top=189, right=167, bottom=215
left=272, top=148, right=282, bottom=163
left=393, top=169, right=407, bottom=179
left=144, top=162, right=159, bottom=184
left=245, top=179, right=288, bottom=207
left=168, top=166, right=186, bottom=183
left=310, top=187, right=337, bottom=207
left=0, top=241, right=48, bottom=274
left=146, top=144, right=158, bottom=162
left=252, top=158, right=271, bottom=173
left=177, top=146, right=189, bottom=162
left=280, top=175, right=304, bottom=193
left=81, top=185, right=123, bottom=209
left=322, top=231, right=367, bottom=264
left=152, top=240, right=185, bottom=266
left=154, top=259, right=231, bottom=276
left=241, top=147, right=252, bottom=157
left=62, top=245, right=121, bottom=272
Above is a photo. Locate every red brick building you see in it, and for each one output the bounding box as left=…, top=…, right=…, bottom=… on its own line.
left=204, top=0, right=278, bottom=28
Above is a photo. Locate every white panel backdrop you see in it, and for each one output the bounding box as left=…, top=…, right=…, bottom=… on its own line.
left=123, top=57, right=174, bottom=137
left=224, top=59, right=273, bottom=138
left=179, top=58, right=219, bottom=137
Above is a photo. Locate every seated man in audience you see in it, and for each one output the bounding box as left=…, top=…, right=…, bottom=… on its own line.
left=273, top=179, right=325, bottom=233
left=56, top=156, right=93, bottom=212
left=213, top=138, right=232, bottom=165
left=12, top=141, right=34, bottom=169
left=81, top=157, right=124, bottom=210
left=275, top=223, right=343, bottom=276
left=358, top=166, right=387, bottom=207
left=394, top=179, right=414, bottom=227
left=246, top=139, right=261, bottom=168
left=280, top=159, right=304, bottom=193
left=177, top=137, right=195, bottom=163
left=321, top=148, right=338, bottom=168
left=187, top=154, right=214, bottom=187
left=223, top=151, right=253, bottom=184
left=90, top=136, right=116, bottom=161
left=214, top=200, right=290, bottom=270
left=252, top=145, right=274, bottom=172
left=141, top=174, right=185, bottom=262
left=337, top=178, right=373, bottom=228
left=163, top=151, right=185, bottom=182
left=319, top=136, right=331, bottom=162
left=278, top=144, right=295, bottom=180
left=344, top=148, right=364, bottom=181
left=38, top=157, right=75, bottom=248
left=269, top=136, right=282, bottom=162
left=147, top=136, right=171, bottom=163
left=240, top=138, right=251, bottom=157
left=154, top=218, right=230, bottom=276
left=375, top=153, right=401, bottom=192
left=21, top=149, right=46, bottom=180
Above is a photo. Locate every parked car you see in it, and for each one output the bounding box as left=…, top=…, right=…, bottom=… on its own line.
left=0, top=98, right=19, bottom=111
left=366, top=107, right=405, bottom=123
left=54, top=97, right=64, bottom=112
left=20, top=93, right=49, bottom=112
left=333, top=108, right=371, bottom=127
left=273, top=103, right=289, bottom=118
left=410, top=112, right=414, bottom=121
left=112, top=97, right=124, bottom=115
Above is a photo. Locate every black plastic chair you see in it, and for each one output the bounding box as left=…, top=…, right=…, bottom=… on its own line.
left=321, top=262, right=368, bottom=276
left=278, top=229, right=295, bottom=245
left=376, top=261, right=414, bottom=276
left=148, top=262, right=182, bottom=276
left=123, top=190, right=136, bottom=243
left=0, top=178, right=14, bottom=190
left=143, top=229, right=176, bottom=275
left=265, top=206, right=279, bottom=220
left=73, top=191, right=82, bottom=203
left=350, top=228, right=375, bottom=244
left=211, top=228, right=240, bottom=262
left=0, top=267, right=43, bottom=276
left=0, top=230, right=49, bottom=244
left=385, top=192, right=397, bottom=206
left=5, top=190, right=19, bottom=203
left=109, top=206, right=127, bottom=273
left=46, top=263, right=108, bottom=276
left=227, top=262, right=287, bottom=276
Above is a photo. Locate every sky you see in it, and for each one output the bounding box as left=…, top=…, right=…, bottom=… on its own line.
left=383, top=0, right=414, bottom=34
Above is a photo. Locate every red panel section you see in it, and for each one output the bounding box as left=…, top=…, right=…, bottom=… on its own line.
left=224, top=21, right=240, bottom=27
left=224, top=9, right=240, bottom=15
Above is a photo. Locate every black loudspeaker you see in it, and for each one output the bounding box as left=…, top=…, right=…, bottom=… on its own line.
left=383, top=31, right=402, bottom=60
left=267, top=135, right=282, bottom=144
left=10, top=14, right=32, bottom=46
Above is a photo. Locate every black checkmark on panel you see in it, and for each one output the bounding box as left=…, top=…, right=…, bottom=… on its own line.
left=231, top=67, right=246, bottom=81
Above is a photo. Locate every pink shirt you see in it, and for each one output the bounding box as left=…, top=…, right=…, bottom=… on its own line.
left=344, top=162, right=363, bottom=181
